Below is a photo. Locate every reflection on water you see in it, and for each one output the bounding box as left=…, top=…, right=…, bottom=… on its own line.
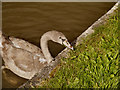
left=2, top=2, right=115, bottom=88
left=2, top=69, right=27, bottom=88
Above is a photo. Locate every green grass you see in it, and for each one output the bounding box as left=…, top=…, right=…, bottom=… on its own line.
left=39, top=10, right=119, bottom=88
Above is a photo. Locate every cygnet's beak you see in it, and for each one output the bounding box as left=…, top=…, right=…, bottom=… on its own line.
left=69, top=45, right=74, bottom=50
left=63, top=40, right=74, bottom=50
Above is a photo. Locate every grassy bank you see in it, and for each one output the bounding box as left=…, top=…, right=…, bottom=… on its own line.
left=39, top=9, right=119, bottom=88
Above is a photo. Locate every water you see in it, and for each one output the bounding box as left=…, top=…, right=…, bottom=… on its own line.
left=2, top=2, right=115, bottom=88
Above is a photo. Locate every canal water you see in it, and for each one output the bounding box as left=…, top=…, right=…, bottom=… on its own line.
left=2, top=2, right=115, bottom=88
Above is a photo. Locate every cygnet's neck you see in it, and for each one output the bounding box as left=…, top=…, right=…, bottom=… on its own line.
left=40, top=31, right=54, bottom=63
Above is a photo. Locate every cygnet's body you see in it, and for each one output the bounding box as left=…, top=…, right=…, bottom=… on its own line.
left=0, top=31, right=73, bottom=79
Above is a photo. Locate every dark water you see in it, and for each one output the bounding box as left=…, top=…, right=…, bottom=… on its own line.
left=2, top=2, right=115, bottom=88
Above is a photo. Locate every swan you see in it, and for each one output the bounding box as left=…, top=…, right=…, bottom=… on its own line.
left=0, top=30, right=73, bottom=79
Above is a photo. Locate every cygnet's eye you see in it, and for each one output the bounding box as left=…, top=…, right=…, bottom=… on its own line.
left=59, top=36, right=62, bottom=39
left=59, top=36, right=66, bottom=42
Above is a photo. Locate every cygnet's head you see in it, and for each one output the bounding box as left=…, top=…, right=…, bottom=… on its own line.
left=59, top=36, right=73, bottom=50
left=51, top=31, right=73, bottom=50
